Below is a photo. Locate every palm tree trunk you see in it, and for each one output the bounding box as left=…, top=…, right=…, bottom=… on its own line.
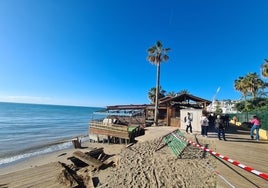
left=154, top=63, right=160, bottom=126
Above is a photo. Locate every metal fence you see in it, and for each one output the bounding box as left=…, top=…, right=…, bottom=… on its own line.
left=228, top=110, right=268, bottom=131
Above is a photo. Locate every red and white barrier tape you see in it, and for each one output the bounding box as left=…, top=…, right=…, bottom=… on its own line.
left=177, top=134, right=268, bottom=181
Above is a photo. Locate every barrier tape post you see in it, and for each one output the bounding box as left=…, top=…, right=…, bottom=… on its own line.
left=176, top=134, right=268, bottom=181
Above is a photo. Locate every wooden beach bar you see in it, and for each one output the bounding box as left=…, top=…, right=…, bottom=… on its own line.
left=89, top=93, right=211, bottom=143
left=89, top=105, right=146, bottom=144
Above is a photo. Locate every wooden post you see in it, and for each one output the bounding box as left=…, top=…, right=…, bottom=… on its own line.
left=72, top=137, right=81, bottom=149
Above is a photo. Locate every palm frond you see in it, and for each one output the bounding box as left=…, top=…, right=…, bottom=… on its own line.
left=156, top=41, right=162, bottom=48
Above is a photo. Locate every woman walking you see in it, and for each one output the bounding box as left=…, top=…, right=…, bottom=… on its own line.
left=249, top=115, right=261, bottom=141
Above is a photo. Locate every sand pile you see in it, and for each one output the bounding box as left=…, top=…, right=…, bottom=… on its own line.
left=92, top=138, right=217, bottom=187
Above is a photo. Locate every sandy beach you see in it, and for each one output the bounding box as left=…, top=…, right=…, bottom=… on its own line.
left=0, top=125, right=267, bottom=188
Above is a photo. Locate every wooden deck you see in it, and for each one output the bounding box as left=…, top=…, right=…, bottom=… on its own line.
left=89, top=121, right=140, bottom=143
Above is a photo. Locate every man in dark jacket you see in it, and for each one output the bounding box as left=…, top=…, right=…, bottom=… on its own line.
left=215, top=115, right=226, bottom=141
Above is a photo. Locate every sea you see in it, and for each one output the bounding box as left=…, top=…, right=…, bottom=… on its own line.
left=0, top=102, right=105, bottom=168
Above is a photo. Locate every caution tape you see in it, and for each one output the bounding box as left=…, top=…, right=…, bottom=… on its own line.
left=177, top=134, right=268, bottom=181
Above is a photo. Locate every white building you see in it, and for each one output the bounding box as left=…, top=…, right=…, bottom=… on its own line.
left=207, top=100, right=239, bottom=114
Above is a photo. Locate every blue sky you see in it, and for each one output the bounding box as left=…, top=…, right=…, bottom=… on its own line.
left=0, top=0, right=268, bottom=107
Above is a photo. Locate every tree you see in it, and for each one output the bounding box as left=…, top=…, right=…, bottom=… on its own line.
left=258, top=82, right=268, bottom=98
left=244, top=73, right=264, bottom=99
left=234, top=73, right=264, bottom=100
left=148, top=87, right=166, bottom=103
left=167, top=91, right=176, bottom=97
left=177, top=89, right=190, bottom=95
left=147, top=41, right=170, bottom=126
left=234, top=76, right=249, bottom=100
left=234, top=73, right=266, bottom=114
left=235, top=98, right=268, bottom=112
left=261, top=59, right=268, bottom=77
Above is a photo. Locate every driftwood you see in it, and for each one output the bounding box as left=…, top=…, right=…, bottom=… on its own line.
left=60, top=148, right=122, bottom=187
left=73, top=151, right=103, bottom=171
left=77, top=168, right=94, bottom=188
left=87, top=147, right=104, bottom=156
left=57, top=161, right=94, bottom=188
left=57, top=162, right=82, bottom=187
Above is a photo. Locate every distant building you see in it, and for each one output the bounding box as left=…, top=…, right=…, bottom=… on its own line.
left=207, top=100, right=239, bottom=114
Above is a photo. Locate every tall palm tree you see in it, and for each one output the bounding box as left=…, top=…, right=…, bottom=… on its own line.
left=261, top=59, right=268, bottom=77
left=147, top=41, right=170, bottom=126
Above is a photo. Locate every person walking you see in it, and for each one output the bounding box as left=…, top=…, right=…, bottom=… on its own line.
left=184, top=112, right=193, bottom=134
left=215, top=115, right=226, bottom=141
left=249, top=115, right=261, bottom=141
left=200, top=113, right=209, bottom=137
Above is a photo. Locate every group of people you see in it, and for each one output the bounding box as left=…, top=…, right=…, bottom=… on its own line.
left=184, top=112, right=261, bottom=141
left=184, top=112, right=227, bottom=140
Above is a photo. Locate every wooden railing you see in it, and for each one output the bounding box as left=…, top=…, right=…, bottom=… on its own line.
left=89, top=121, right=130, bottom=140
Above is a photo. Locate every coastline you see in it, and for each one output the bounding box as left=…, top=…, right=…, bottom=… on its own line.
left=0, top=126, right=178, bottom=175
left=0, top=134, right=89, bottom=169
left=0, top=141, right=125, bottom=176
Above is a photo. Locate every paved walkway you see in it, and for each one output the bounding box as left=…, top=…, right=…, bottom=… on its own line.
left=209, top=124, right=268, bottom=188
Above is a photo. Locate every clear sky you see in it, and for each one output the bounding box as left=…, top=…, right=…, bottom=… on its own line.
left=0, top=0, right=268, bottom=107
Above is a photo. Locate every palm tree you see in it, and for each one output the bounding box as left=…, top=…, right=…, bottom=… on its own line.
left=234, top=73, right=265, bottom=116
left=245, top=72, right=264, bottom=99
left=234, top=76, right=249, bottom=100
left=167, top=91, right=176, bottom=97
left=147, top=41, right=170, bottom=126
left=261, top=59, right=268, bottom=77
left=148, top=87, right=166, bottom=103
left=177, top=89, right=190, bottom=95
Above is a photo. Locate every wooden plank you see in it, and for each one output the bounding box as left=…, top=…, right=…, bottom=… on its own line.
left=86, top=170, right=94, bottom=188
left=90, top=129, right=129, bottom=139
left=90, top=128, right=129, bottom=135
left=87, top=147, right=104, bottom=156
left=73, top=151, right=103, bottom=170
left=90, top=123, right=128, bottom=131
left=90, top=127, right=130, bottom=139
left=58, top=162, right=80, bottom=187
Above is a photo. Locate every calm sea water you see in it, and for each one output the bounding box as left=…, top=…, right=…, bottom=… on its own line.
left=0, top=102, right=104, bottom=167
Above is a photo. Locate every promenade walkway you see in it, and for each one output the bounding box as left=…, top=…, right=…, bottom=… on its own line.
left=136, top=124, right=268, bottom=187
left=210, top=124, right=268, bottom=188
